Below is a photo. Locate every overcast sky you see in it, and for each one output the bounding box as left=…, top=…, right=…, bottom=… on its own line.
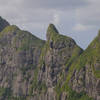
left=0, top=0, right=100, bottom=49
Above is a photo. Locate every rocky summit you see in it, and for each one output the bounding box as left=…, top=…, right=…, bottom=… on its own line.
left=0, top=17, right=99, bottom=100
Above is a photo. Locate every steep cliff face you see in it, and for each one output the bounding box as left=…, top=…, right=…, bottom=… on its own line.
left=0, top=17, right=99, bottom=100
left=0, top=25, right=45, bottom=100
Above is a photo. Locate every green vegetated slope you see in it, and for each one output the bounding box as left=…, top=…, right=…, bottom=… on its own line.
left=0, top=25, right=45, bottom=50
left=70, top=30, right=100, bottom=78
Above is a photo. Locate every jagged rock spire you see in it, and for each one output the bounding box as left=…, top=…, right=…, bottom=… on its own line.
left=46, top=23, right=59, bottom=41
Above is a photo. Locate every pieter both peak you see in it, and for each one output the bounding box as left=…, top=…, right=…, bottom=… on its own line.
left=0, top=16, right=100, bottom=100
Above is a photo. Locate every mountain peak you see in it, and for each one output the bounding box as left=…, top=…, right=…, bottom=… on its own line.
left=47, top=24, right=58, bottom=33
left=46, top=23, right=59, bottom=40
left=0, top=16, right=10, bottom=32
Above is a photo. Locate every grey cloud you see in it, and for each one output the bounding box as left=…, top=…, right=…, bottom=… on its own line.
left=18, top=0, right=88, bottom=10
left=75, top=0, right=100, bottom=27
left=0, top=0, right=88, bottom=12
